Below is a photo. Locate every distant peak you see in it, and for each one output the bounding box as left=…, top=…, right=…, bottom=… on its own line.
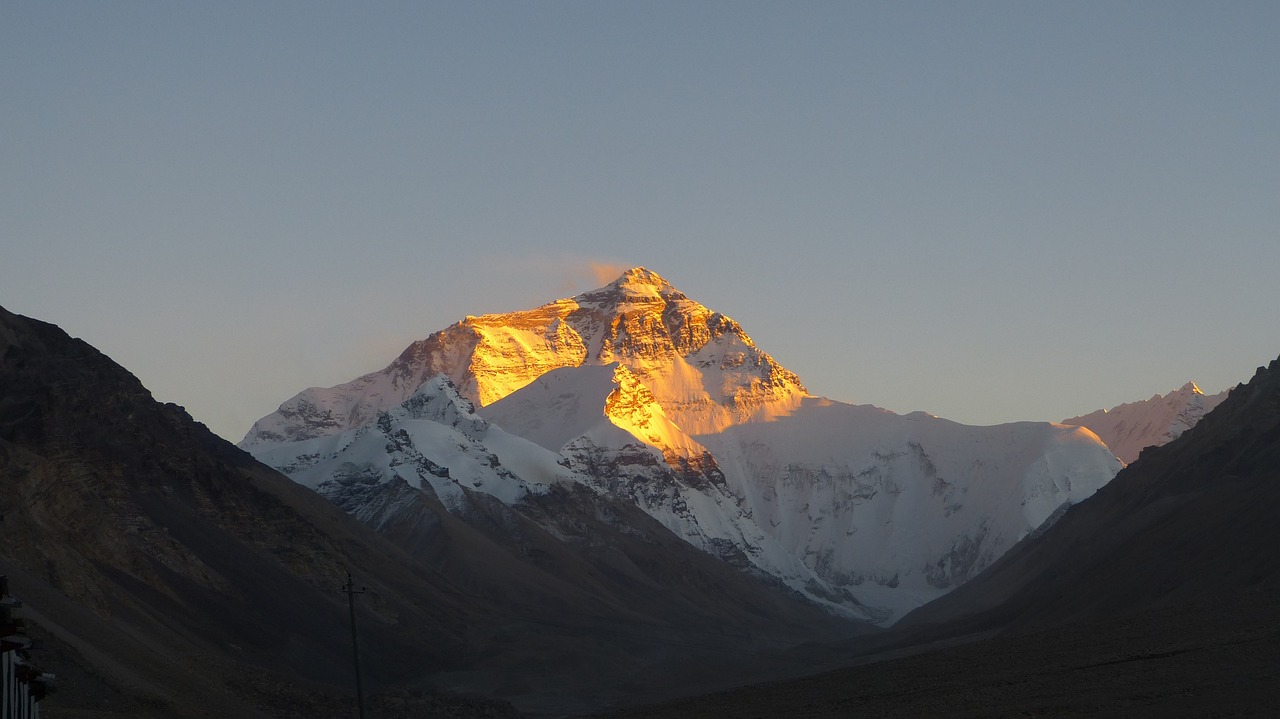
left=610, top=267, right=672, bottom=289
left=575, top=267, right=684, bottom=307
left=1179, top=381, right=1204, bottom=395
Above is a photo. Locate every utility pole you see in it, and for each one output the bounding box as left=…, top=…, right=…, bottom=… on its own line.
left=344, top=571, right=368, bottom=719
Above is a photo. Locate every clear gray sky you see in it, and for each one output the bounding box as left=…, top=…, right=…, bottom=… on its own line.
left=4, top=2, right=1278, bottom=442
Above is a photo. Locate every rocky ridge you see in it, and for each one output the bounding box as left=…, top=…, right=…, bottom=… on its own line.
left=602, top=356, right=1278, bottom=719
left=1061, top=381, right=1229, bottom=463
left=244, top=269, right=1122, bottom=624
left=0, top=303, right=858, bottom=716
left=242, top=268, right=807, bottom=447
left=0, top=304, right=500, bottom=717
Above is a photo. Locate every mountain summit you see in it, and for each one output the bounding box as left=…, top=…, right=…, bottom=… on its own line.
left=243, top=269, right=1121, bottom=623
left=1061, top=381, right=1228, bottom=463
left=0, top=302, right=850, bottom=715
left=243, top=267, right=806, bottom=446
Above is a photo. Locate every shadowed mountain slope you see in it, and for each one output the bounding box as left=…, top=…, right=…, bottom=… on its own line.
left=599, top=354, right=1280, bottom=718
left=242, top=268, right=1121, bottom=624
left=0, top=305, right=510, bottom=717
left=0, top=304, right=860, bottom=717
left=901, top=354, right=1280, bottom=632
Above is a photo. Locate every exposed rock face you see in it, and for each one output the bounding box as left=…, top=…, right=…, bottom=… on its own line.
left=241, top=267, right=807, bottom=447
left=598, top=356, right=1280, bottom=719
left=1061, top=381, right=1229, bottom=464
left=0, top=304, right=861, bottom=715
left=243, top=269, right=1122, bottom=625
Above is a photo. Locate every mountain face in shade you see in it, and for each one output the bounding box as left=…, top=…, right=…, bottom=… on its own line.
left=902, top=355, right=1278, bottom=633
left=1061, top=381, right=1229, bottom=463
left=244, top=268, right=1122, bottom=624
left=0, top=303, right=855, bottom=716
left=603, top=356, right=1280, bottom=719
left=0, top=305, right=485, bottom=717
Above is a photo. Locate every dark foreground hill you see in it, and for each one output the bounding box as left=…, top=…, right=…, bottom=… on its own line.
left=600, top=355, right=1280, bottom=718
left=0, top=305, right=859, bottom=717
left=0, top=305, right=517, bottom=717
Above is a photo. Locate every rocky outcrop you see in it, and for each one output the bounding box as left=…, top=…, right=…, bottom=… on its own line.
left=241, top=268, right=807, bottom=447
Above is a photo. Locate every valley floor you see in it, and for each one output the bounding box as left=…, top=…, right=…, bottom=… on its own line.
left=595, top=591, right=1280, bottom=718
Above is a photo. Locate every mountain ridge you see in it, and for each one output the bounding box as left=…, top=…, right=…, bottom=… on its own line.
left=598, top=355, right=1280, bottom=718
left=1, top=302, right=858, bottom=715
left=0, top=304, right=496, bottom=717
left=242, top=267, right=807, bottom=447
left=1061, top=380, right=1229, bottom=463
left=903, top=356, right=1274, bottom=632
left=243, top=268, right=1122, bottom=624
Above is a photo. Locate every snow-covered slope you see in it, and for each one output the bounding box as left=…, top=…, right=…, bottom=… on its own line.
left=702, top=401, right=1118, bottom=621
left=242, top=267, right=1123, bottom=624
left=483, top=366, right=1120, bottom=622
left=241, top=268, right=806, bottom=447
left=1061, top=382, right=1229, bottom=464
left=250, top=375, right=566, bottom=514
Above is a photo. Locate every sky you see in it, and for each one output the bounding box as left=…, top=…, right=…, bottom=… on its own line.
left=3, top=2, right=1278, bottom=443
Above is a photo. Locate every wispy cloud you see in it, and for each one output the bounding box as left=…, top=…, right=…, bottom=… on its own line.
left=542, top=258, right=633, bottom=296
left=473, top=254, right=639, bottom=302
left=586, top=261, right=629, bottom=285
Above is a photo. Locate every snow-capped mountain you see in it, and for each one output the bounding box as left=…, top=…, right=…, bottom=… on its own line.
left=241, top=267, right=805, bottom=446
left=1061, top=382, right=1229, bottom=464
left=251, top=375, right=566, bottom=514
left=0, top=302, right=853, bottom=715
left=243, top=268, right=1122, bottom=624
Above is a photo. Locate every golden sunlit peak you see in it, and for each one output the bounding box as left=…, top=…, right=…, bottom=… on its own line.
left=610, top=267, right=672, bottom=289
